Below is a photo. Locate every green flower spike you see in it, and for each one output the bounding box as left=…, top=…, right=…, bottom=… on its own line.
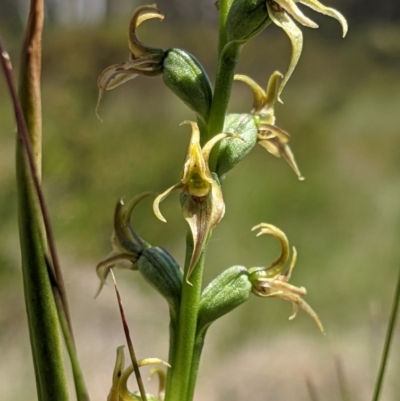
left=108, top=346, right=169, bottom=401
left=153, top=121, right=235, bottom=284
left=266, top=0, right=348, bottom=101
left=96, top=4, right=165, bottom=119
left=235, top=71, right=304, bottom=180
left=249, top=223, right=324, bottom=332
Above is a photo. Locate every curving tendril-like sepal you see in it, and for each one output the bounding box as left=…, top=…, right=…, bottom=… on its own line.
left=266, top=0, right=347, bottom=102
left=96, top=5, right=213, bottom=122
left=96, top=5, right=165, bottom=119
left=249, top=223, right=324, bottom=332
left=108, top=346, right=169, bottom=401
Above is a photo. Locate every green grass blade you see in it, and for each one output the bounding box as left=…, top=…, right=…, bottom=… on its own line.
left=371, top=266, right=400, bottom=401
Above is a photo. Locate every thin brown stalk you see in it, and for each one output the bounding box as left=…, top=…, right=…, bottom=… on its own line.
left=371, top=266, right=400, bottom=401
left=110, top=269, right=148, bottom=401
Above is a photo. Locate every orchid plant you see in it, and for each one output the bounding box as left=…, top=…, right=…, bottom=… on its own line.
left=1, top=0, right=352, bottom=401
left=95, top=1, right=347, bottom=401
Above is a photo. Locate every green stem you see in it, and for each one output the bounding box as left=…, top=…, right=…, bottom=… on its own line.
left=208, top=41, right=243, bottom=143
left=186, top=333, right=207, bottom=401
left=53, top=281, right=90, bottom=401
left=164, top=232, right=208, bottom=401
left=1, top=1, right=71, bottom=399
left=371, top=266, right=400, bottom=401
left=217, top=0, right=235, bottom=55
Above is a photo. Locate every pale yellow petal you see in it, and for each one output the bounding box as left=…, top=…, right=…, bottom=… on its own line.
left=267, top=2, right=303, bottom=103
left=274, top=0, right=318, bottom=28
left=153, top=183, right=183, bottom=222
left=264, top=71, right=284, bottom=109
left=234, top=74, right=267, bottom=113
left=299, top=0, right=348, bottom=37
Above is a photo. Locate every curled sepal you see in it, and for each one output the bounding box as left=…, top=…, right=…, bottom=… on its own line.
left=249, top=223, right=324, bottom=332
left=266, top=0, right=347, bottom=101
left=163, top=48, right=213, bottom=122
left=226, top=0, right=272, bottom=42
left=96, top=194, right=182, bottom=317
left=214, top=113, right=258, bottom=179
left=266, top=2, right=303, bottom=102
left=288, top=0, right=347, bottom=36
left=197, top=266, right=252, bottom=337
left=149, top=368, right=167, bottom=401
left=96, top=5, right=165, bottom=119
left=128, top=5, right=165, bottom=59
left=153, top=121, right=233, bottom=283
left=96, top=194, right=153, bottom=296
left=108, top=346, right=168, bottom=401
left=235, top=72, right=304, bottom=180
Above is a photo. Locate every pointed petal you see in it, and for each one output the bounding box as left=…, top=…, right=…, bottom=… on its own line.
left=153, top=183, right=183, bottom=222
left=258, top=129, right=304, bottom=180
left=264, top=71, right=283, bottom=110
left=299, top=0, right=348, bottom=37
left=234, top=74, right=267, bottom=113
left=180, top=121, right=208, bottom=182
left=267, top=3, right=303, bottom=103
left=183, top=182, right=225, bottom=283
left=274, top=0, right=319, bottom=28
left=107, top=346, right=125, bottom=401
left=279, top=142, right=305, bottom=180
left=282, top=292, right=325, bottom=332
left=128, top=5, right=165, bottom=58
left=202, top=133, right=239, bottom=166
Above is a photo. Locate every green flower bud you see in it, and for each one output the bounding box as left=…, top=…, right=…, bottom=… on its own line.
left=139, top=246, right=183, bottom=317
left=163, top=48, right=212, bottom=123
left=215, top=113, right=258, bottom=178
left=226, top=0, right=271, bottom=43
left=197, top=266, right=251, bottom=336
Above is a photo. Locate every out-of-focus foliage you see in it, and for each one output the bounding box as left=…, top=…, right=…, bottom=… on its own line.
left=1, top=10, right=400, bottom=401
left=2, top=0, right=400, bottom=25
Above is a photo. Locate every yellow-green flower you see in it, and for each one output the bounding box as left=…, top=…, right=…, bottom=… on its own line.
left=249, top=223, right=324, bottom=332
left=235, top=71, right=304, bottom=180
left=108, top=346, right=168, bottom=401
left=153, top=121, right=235, bottom=283
left=96, top=5, right=165, bottom=119
left=266, top=0, right=347, bottom=101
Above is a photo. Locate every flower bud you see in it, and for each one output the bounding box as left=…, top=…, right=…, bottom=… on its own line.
left=197, top=266, right=252, bottom=335
left=163, top=48, right=212, bottom=123
left=215, top=113, right=258, bottom=178
left=226, top=0, right=271, bottom=43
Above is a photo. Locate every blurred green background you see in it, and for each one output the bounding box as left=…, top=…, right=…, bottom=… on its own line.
left=1, top=1, right=400, bottom=400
